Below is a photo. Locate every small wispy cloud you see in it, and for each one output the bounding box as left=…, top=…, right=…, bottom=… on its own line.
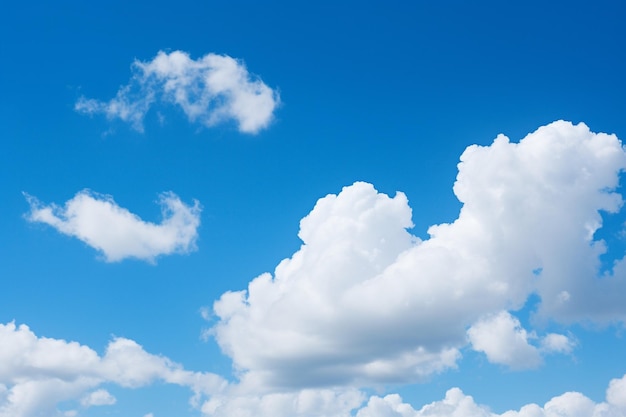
left=75, top=50, right=280, bottom=134
left=24, top=190, right=201, bottom=263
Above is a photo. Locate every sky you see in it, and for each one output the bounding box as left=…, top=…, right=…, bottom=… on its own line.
left=2, top=1, right=626, bottom=416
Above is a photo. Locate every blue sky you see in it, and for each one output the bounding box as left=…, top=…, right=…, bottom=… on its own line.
left=2, top=1, right=626, bottom=416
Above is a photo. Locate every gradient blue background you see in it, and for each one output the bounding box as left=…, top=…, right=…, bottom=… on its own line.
left=2, top=1, right=626, bottom=415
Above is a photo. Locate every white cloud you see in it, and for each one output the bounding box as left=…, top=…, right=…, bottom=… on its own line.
left=467, top=311, right=542, bottom=369
left=79, top=389, right=115, bottom=407
left=75, top=50, right=280, bottom=134
left=198, top=373, right=626, bottom=417
left=24, top=190, right=201, bottom=263
left=355, top=373, right=626, bottom=417
left=607, top=375, right=626, bottom=411
left=17, top=121, right=626, bottom=416
left=4, top=315, right=622, bottom=417
left=540, top=333, right=576, bottom=355
left=0, top=322, right=225, bottom=417
left=209, top=121, right=626, bottom=390
left=467, top=311, right=574, bottom=370
left=356, top=389, right=492, bottom=417
left=202, top=388, right=365, bottom=417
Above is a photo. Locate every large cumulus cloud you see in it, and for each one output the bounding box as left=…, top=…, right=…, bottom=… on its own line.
left=210, top=121, right=626, bottom=390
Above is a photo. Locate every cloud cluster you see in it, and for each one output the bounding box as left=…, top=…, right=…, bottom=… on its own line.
left=210, top=121, right=626, bottom=390
left=0, top=322, right=225, bottom=417
left=20, top=121, right=626, bottom=416
left=202, top=377, right=626, bottom=417
left=4, top=316, right=626, bottom=417
left=75, top=50, right=280, bottom=133
left=25, top=190, right=200, bottom=263
left=356, top=375, right=626, bottom=417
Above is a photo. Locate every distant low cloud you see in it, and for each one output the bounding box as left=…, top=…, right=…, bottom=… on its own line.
left=24, top=190, right=200, bottom=263
left=209, top=121, right=626, bottom=390
left=4, top=319, right=626, bottom=417
left=202, top=388, right=365, bottom=417
left=355, top=378, right=626, bottom=417
left=80, top=389, right=116, bottom=407
left=467, top=311, right=542, bottom=369
left=75, top=50, right=280, bottom=134
left=0, top=322, right=225, bottom=417
left=200, top=375, right=626, bottom=417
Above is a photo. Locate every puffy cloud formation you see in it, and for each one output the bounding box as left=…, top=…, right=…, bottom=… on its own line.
left=210, top=121, right=626, bottom=390
left=75, top=50, right=279, bottom=133
left=355, top=375, right=626, bottom=417
left=4, top=317, right=626, bottom=417
left=356, top=389, right=492, bottom=417
left=539, top=333, right=576, bottom=355
left=467, top=311, right=542, bottom=369
left=0, top=322, right=225, bottom=417
left=18, top=121, right=626, bottom=416
left=198, top=375, right=626, bottom=417
left=608, top=376, right=626, bottom=410
left=467, top=311, right=574, bottom=369
left=24, top=190, right=200, bottom=262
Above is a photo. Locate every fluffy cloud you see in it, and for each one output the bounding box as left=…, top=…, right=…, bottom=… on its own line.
left=75, top=50, right=279, bottom=134
left=356, top=389, right=492, bottom=417
left=355, top=375, right=626, bottom=417
left=24, top=190, right=201, bottom=263
left=19, top=121, right=626, bottom=416
left=0, top=322, right=225, bottom=417
left=539, top=333, right=576, bottom=355
left=79, top=389, right=115, bottom=407
left=608, top=375, right=626, bottom=410
left=5, top=320, right=624, bottom=417
left=467, top=311, right=574, bottom=369
left=197, top=374, right=626, bottom=417
left=209, top=121, right=626, bottom=390
left=467, top=311, right=542, bottom=369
